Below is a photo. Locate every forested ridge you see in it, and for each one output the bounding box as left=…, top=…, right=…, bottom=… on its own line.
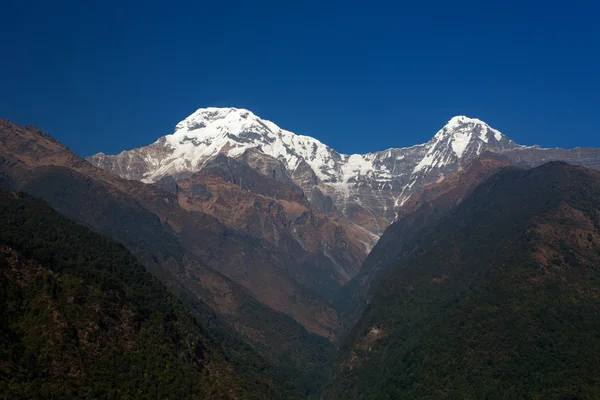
left=325, top=162, right=600, bottom=399
left=0, top=188, right=299, bottom=399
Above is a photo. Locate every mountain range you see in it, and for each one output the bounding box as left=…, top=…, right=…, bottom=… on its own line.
left=2, top=108, right=600, bottom=398
left=88, top=108, right=600, bottom=235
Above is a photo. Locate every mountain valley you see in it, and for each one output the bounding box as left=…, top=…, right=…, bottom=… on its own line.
left=0, top=120, right=338, bottom=396
left=1, top=110, right=600, bottom=398
left=3, top=0, right=599, bottom=396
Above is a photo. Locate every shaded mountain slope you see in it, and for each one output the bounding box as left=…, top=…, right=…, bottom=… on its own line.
left=336, top=153, right=512, bottom=326
left=325, top=162, right=600, bottom=399
left=170, top=154, right=375, bottom=301
left=0, top=189, right=288, bottom=399
left=0, top=119, right=369, bottom=338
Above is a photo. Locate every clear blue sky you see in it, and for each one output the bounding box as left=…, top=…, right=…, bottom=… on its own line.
left=1, top=0, right=598, bottom=156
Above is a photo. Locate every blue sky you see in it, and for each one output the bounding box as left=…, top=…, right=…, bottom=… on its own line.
left=1, top=0, right=598, bottom=156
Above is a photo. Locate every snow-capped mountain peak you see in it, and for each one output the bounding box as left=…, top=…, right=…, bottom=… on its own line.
left=87, top=108, right=522, bottom=234
left=412, top=115, right=513, bottom=174
left=445, top=115, right=487, bottom=130
left=434, top=115, right=504, bottom=144
left=161, top=107, right=340, bottom=183
left=174, top=107, right=263, bottom=134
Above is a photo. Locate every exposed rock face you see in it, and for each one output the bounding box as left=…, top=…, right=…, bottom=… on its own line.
left=162, top=154, right=377, bottom=336
left=87, top=109, right=600, bottom=235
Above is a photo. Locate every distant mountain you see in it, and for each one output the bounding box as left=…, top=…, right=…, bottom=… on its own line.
left=88, top=108, right=600, bottom=235
left=324, top=162, right=600, bottom=398
left=0, top=189, right=288, bottom=399
left=163, top=154, right=375, bottom=304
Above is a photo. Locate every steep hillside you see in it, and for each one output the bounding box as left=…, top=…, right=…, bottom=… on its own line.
left=325, top=162, right=600, bottom=398
left=0, top=119, right=372, bottom=336
left=336, top=153, right=512, bottom=326
left=169, top=154, right=375, bottom=300
left=0, top=120, right=336, bottom=395
left=0, top=189, right=289, bottom=399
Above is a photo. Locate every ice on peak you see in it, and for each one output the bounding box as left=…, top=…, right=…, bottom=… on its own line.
left=111, top=106, right=513, bottom=185
left=151, top=106, right=352, bottom=183
left=435, top=115, right=504, bottom=142
left=413, top=115, right=508, bottom=173
left=175, top=107, right=259, bottom=132
left=444, top=115, right=488, bottom=131
left=448, top=115, right=472, bottom=124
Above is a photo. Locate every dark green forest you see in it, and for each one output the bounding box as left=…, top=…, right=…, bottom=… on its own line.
left=325, top=163, right=600, bottom=399
left=0, top=160, right=334, bottom=398
left=0, top=189, right=298, bottom=399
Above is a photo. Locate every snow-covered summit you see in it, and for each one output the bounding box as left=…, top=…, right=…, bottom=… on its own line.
left=445, top=115, right=488, bottom=130
left=174, top=107, right=265, bottom=134
left=412, top=114, right=513, bottom=174
left=152, top=108, right=511, bottom=183
left=159, top=107, right=339, bottom=183
left=88, top=106, right=518, bottom=188
left=87, top=107, right=521, bottom=233
left=435, top=116, right=504, bottom=144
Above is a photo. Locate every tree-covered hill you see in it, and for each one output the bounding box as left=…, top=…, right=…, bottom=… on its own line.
left=325, top=162, right=600, bottom=399
left=0, top=188, right=297, bottom=399
left=336, top=153, right=511, bottom=328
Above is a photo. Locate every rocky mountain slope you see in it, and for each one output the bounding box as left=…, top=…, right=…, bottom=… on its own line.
left=325, top=162, right=600, bottom=398
left=166, top=154, right=375, bottom=301
left=88, top=108, right=600, bottom=235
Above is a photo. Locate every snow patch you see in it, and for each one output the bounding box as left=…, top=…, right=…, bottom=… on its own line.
left=451, top=130, right=472, bottom=158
